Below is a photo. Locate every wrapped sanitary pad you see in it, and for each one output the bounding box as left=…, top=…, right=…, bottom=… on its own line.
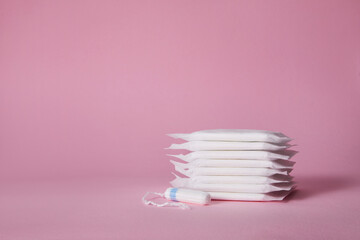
left=171, top=173, right=293, bottom=185
left=167, top=141, right=290, bottom=151
left=174, top=165, right=290, bottom=177
left=169, top=150, right=290, bottom=162
left=171, top=176, right=295, bottom=193
left=168, top=129, right=291, bottom=144
left=170, top=159, right=295, bottom=169
left=208, top=191, right=293, bottom=201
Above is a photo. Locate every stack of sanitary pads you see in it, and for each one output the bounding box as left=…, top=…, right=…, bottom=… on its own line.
left=167, top=129, right=296, bottom=201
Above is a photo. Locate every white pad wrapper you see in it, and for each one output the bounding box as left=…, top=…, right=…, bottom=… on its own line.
left=209, top=190, right=294, bottom=201
left=170, top=177, right=294, bottom=193
left=174, top=165, right=290, bottom=177
left=168, top=151, right=290, bottom=162
left=167, top=141, right=290, bottom=151
left=171, top=159, right=295, bottom=170
left=172, top=174, right=293, bottom=185
left=168, top=129, right=291, bottom=144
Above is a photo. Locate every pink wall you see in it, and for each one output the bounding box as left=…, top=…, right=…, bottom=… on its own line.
left=1, top=0, right=359, bottom=181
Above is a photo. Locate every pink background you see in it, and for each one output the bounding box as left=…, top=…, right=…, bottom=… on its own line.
left=0, top=0, right=359, bottom=239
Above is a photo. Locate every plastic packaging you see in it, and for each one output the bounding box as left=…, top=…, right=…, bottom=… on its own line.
left=170, top=159, right=295, bottom=170
left=168, top=151, right=290, bottom=162
left=168, top=129, right=291, bottom=144
left=171, top=174, right=293, bottom=185
left=167, top=141, right=290, bottom=151
left=170, top=177, right=295, bottom=193
left=209, top=190, right=294, bottom=201
left=174, top=165, right=290, bottom=177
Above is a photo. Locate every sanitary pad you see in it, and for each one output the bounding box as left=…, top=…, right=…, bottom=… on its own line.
left=168, top=150, right=290, bottom=162
left=171, top=176, right=295, bottom=193
left=168, top=129, right=291, bottom=143
left=208, top=191, right=293, bottom=201
left=174, top=165, right=290, bottom=177
left=167, top=141, right=290, bottom=151
left=171, top=174, right=293, bottom=185
left=170, top=159, right=295, bottom=169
